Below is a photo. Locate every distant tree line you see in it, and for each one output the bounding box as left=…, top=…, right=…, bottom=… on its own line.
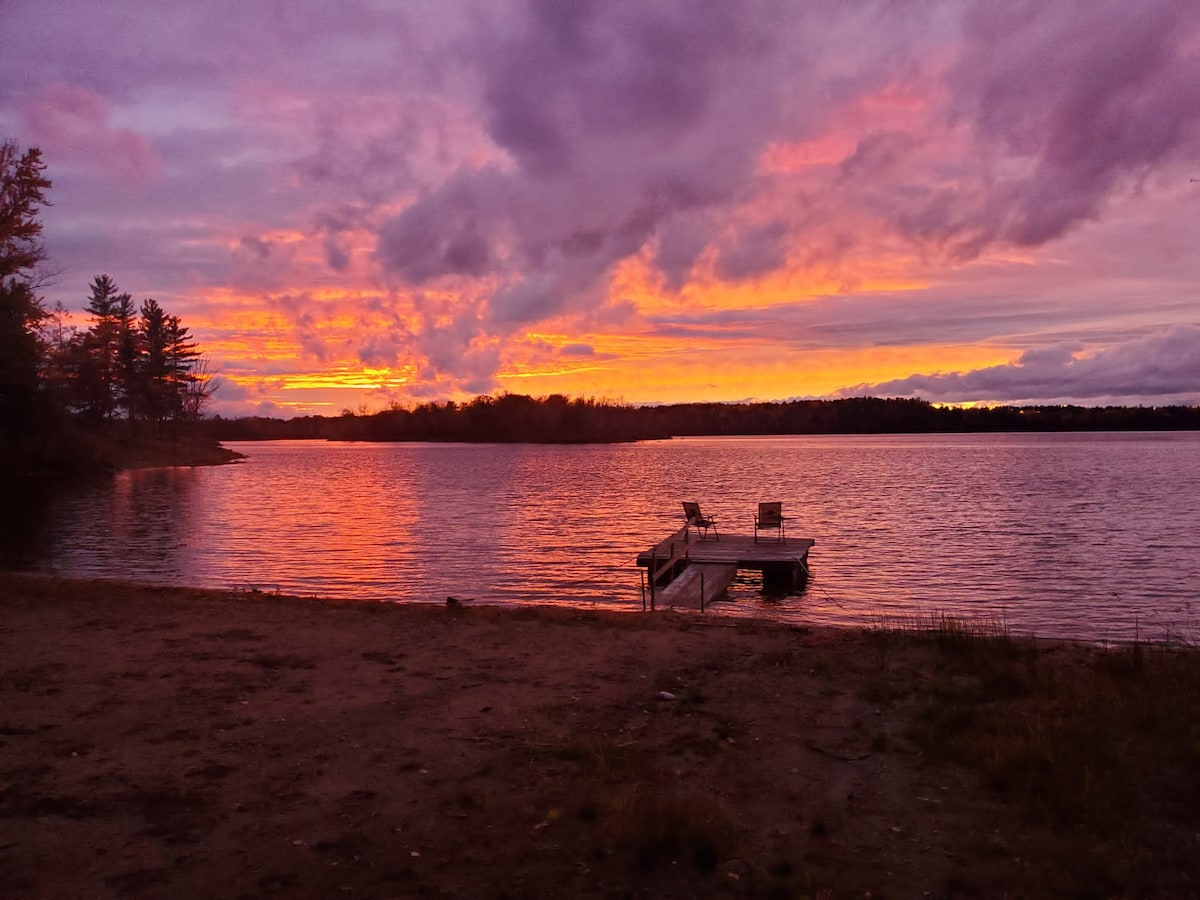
left=638, top=397, right=1200, bottom=435
left=209, top=393, right=668, bottom=443
left=1, top=141, right=216, bottom=475
left=207, top=394, right=1200, bottom=444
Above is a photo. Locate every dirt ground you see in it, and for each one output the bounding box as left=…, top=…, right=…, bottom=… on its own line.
left=1, top=573, right=1195, bottom=898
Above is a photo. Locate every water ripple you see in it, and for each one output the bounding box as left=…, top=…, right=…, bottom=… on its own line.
left=4, top=433, right=1198, bottom=643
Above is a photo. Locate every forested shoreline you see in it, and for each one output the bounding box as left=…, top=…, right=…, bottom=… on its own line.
left=208, top=394, right=1200, bottom=444
left=8, top=142, right=1197, bottom=464
left=2, top=142, right=227, bottom=476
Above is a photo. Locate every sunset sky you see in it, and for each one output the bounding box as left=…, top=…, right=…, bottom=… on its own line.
left=3, top=0, right=1199, bottom=416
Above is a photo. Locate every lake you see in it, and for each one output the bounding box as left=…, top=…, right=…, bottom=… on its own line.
left=4, top=433, right=1198, bottom=643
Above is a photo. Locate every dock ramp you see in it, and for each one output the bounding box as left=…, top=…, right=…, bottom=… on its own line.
left=656, top=563, right=738, bottom=609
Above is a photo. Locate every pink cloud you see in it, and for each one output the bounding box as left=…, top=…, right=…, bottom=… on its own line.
left=22, top=83, right=163, bottom=180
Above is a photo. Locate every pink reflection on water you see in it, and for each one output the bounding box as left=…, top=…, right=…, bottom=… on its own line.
left=9, top=434, right=1200, bottom=644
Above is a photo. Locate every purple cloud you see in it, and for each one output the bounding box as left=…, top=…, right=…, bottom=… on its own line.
left=945, top=0, right=1200, bottom=248
left=839, top=325, right=1200, bottom=404
left=4, top=0, right=1199, bottom=406
left=373, top=0, right=800, bottom=337
left=21, top=83, right=163, bottom=180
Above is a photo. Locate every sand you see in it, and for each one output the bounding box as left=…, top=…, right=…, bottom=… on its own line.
left=0, top=573, right=1194, bottom=898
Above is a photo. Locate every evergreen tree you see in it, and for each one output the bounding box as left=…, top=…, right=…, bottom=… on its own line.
left=132, top=299, right=212, bottom=427
left=115, top=291, right=139, bottom=418
left=0, top=141, right=52, bottom=439
left=137, top=297, right=173, bottom=427
left=2, top=149, right=224, bottom=474
left=79, top=274, right=128, bottom=423
left=164, top=313, right=200, bottom=421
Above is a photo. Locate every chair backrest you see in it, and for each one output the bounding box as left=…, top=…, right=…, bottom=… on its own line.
left=682, top=501, right=703, bottom=522
left=758, top=502, right=782, bottom=526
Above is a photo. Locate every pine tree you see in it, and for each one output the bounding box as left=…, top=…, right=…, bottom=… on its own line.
left=164, top=313, right=199, bottom=421
left=137, top=297, right=172, bottom=427
left=79, top=274, right=127, bottom=423
left=115, top=291, right=139, bottom=419
left=133, top=299, right=212, bottom=427
left=0, top=141, right=52, bottom=439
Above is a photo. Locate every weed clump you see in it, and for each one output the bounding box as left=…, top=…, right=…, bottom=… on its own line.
left=904, top=629, right=1200, bottom=890
left=619, top=788, right=735, bottom=874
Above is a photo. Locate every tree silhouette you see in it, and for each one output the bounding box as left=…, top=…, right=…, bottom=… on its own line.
left=1, top=149, right=224, bottom=475
left=0, top=141, right=52, bottom=440
left=136, top=297, right=173, bottom=426
left=77, top=274, right=126, bottom=423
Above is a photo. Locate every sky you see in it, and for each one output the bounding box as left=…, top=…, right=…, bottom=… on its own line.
left=3, top=0, right=1199, bottom=417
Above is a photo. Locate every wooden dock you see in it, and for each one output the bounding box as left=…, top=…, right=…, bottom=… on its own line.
left=636, top=528, right=815, bottom=610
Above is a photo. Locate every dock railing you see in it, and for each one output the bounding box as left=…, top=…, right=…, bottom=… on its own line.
left=643, top=525, right=690, bottom=611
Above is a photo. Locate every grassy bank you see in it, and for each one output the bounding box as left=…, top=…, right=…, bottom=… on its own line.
left=869, top=615, right=1200, bottom=896
left=1, top=575, right=1197, bottom=897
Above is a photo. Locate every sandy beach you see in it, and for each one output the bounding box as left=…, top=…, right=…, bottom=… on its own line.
left=1, top=573, right=1197, bottom=898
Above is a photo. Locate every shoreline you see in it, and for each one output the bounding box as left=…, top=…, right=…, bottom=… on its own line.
left=110, top=438, right=245, bottom=471
left=2, top=573, right=1197, bottom=896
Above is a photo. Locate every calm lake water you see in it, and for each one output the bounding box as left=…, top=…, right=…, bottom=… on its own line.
left=5, top=434, right=1199, bottom=643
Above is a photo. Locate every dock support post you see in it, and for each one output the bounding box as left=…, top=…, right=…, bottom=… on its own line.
left=649, top=549, right=657, bottom=611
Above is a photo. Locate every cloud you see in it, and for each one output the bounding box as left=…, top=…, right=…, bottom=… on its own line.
left=714, top=220, right=791, bottom=282
left=207, top=397, right=288, bottom=419
left=6, top=0, right=1200, bottom=409
left=477, top=0, right=766, bottom=175
left=20, top=83, right=163, bottom=180
left=928, top=0, right=1200, bottom=251
left=367, top=0, right=812, bottom=383
left=376, top=169, right=503, bottom=284
left=838, top=324, right=1200, bottom=404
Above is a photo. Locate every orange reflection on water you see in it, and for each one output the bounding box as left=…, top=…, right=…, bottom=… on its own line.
left=20, top=436, right=1199, bottom=644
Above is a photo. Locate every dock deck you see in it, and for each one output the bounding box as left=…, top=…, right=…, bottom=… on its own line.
left=636, top=529, right=815, bottom=610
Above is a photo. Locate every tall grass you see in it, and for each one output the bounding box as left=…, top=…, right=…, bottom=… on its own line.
left=906, top=629, right=1200, bottom=888
left=529, top=731, right=740, bottom=876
